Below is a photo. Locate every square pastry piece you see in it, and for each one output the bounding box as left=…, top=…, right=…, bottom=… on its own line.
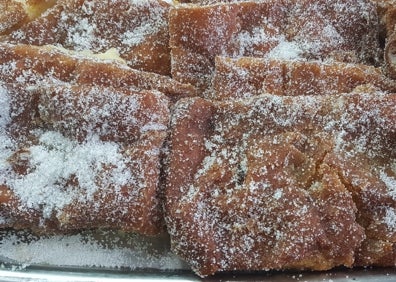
left=169, top=0, right=380, bottom=91
left=3, top=0, right=171, bottom=75
left=165, top=90, right=395, bottom=276
left=0, top=44, right=171, bottom=235
left=0, top=84, right=169, bottom=235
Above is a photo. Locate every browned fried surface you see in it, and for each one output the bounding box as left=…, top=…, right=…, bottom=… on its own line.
left=210, top=56, right=396, bottom=100
left=385, top=6, right=396, bottom=34
left=375, top=1, right=396, bottom=78
left=0, top=34, right=195, bottom=235
left=0, top=0, right=57, bottom=36
left=0, top=0, right=395, bottom=276
left=0, top=44, right=172, bottom=234
left=170, top=0, right=380, bottom=91
left=165, top=91, right=396, bottom=276
left=3, top=0, right=171, bottom=75
left=370, top=0, right=396, bottom=33
left=0, top=0, right=28, bottom=35
left=386, top=32, right=396, bottom=78
left=0, top=43, right=197, bottom=100
left=0, top=82, right=170, bottom=235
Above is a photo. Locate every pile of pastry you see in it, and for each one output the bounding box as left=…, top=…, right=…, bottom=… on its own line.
left=0, top=0, right=395, bottom=277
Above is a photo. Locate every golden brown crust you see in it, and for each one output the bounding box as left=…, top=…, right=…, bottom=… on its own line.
left=165, top=91, right=396, bottom=276
left=0, top=81, right=170, bottom=235
left=385, top=32, right=396, bottom=78
left=369, top=0, right=396, bottom=35
left=210, top=56, right=396, bottom=100
left=170, top=0, right=380, bottom=92
left=0, top=42, right=174, bottom=235
left=0, top=0, right=28, bottom=35
left=0, top=43, right=198, bottom=100
left=4, top=0, right=172, bottom=75
left=0, top=0, right=394, bottom=275
left=385, top=6, right=396, bottom=35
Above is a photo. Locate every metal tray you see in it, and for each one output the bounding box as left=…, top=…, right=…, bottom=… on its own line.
left=0, top=229, right=395, bottom=281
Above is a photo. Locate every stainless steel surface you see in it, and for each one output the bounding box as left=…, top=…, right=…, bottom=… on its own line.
left=0, top=269, right=200, bottom=282
left=0, top=229, right=188, bottom=269
left=0, top=229, right=395, bottom=281
left=0, top=267, right=395, bottom=282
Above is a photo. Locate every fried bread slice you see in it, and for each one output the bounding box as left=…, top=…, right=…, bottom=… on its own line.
left=0, top=80, right=170, bottom=235
left=169, top=0, right=380, bottom=91
left=165, top=89, right=395, bottom=276
left=210, top=56, right=396, bottom=100
left=3, top=0, right=171, bottom=75
left=0, top=43, right=197, bottom=101
left=0, top=42, right=175, bottom=234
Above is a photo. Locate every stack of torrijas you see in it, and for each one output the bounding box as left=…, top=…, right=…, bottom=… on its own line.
left=0, top=0, right=395, bottom=277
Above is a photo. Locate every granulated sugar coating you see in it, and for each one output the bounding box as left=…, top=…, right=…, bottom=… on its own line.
left=0, top=0, right=395, bottom=278
left=0, top=43, right=172, bottom=235
left=0, top=43, right=197, bottom=100
left=0, top=80, right=170, bottom=235
left=169, top=0, right=381, bottom=91
left=5, top=0, right=171, bottom=75
left=210, top=57, right=396, bottom=100
left=0, top=230, right=186, bottom=270
left=165, top=90, right=395, bottom=276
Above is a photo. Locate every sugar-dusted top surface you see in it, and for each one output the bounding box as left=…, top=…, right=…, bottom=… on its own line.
left=210, top=56, right=396, bottom=100
left=0, top=84, right=15, bottom=173
left=9, top=0, right=168, bottom=47
left=0, top=0, right=395, bottom=277
left=7, top=0, right=172, bottom=75
left=165, top=90, right=395, bottom=276
left=39, top=83, right=169, bottom=142
left=0, top=42, right=197, bottom=100
left=169, top=0, right=380, bottom=91
left=0, top=61, right=170, bottom=234
left=3, top=131, right=132, bottom=218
